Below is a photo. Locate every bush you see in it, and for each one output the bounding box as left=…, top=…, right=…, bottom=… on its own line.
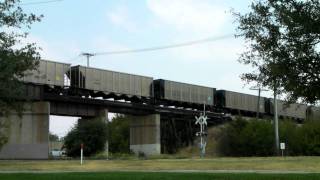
left=217, top=117, right=248, bottom=156
left=64, top=118, right=108, bottom=157
left=279, top=120, right=302, bottom=155
left=108, top=114, right=130, bottom=153
left=299, top=121, right=320, bottom=155
left=217, top=116, right=320, bottom=156
left=240, top=120, right=274, bottom=156
left=218, top=117, right=274, bottom=156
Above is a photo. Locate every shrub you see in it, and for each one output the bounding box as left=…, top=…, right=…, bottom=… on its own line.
left=108, top=114, right=130, bottom=153
left=217, top=117, right=320, bottom=156
left=64, top=118, right=108, bottom=157
left=218, top=117, right=274, bottom=156
left=279, top=120, right=302, bottom=155
left=218, top=117, right=248, bottom=156
left=299, top=120, right=320, bottom=155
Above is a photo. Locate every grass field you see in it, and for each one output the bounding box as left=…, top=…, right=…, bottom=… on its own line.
left=0, top=157, right=320, bottom=179
left=0, top=156, right=320, bottom=172
left=0, top=172, right=320, bottom=180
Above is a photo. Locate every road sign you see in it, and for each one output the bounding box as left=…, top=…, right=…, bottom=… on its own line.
left=280, top=142, right=285, bottom=157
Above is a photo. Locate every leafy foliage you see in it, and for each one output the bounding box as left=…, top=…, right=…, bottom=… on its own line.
left=64, top=118, right=108, bottom=157
left=217, top=117, right=320, bottom=156
left=279, top=120, right=302, bottom=155
left=0, top=118, right=9, bottom=150
left=0, top=0, right=42, bottom=114
left=0, top=0, right=42, bottom=150
left=49, top=132, right=60, bottom=142
left=299, top=120, right=320, bottom=155
left=218, top=117, right=274, bottom=156
left=108, top=114, right=130, bottom=153
left=235, top=0, right=320, bottom=104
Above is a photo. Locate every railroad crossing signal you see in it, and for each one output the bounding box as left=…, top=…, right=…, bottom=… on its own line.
left=195, top=113, right=208, bottom=158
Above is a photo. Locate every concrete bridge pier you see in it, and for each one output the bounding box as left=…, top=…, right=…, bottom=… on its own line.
left=0, top=102, right=50, bottom=159
left=129, top=114, right=161, bottom=156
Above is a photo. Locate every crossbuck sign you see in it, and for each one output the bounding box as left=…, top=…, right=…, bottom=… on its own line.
left=195, top=113, right=208, bottom=158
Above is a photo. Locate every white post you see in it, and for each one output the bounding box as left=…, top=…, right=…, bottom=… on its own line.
left=106, top=140, right=109, bottom=160
left=80, top=143, right=83, bottom=165
left=201, top=101, right=205, bottom=157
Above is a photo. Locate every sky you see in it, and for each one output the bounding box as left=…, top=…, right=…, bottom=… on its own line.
left=20, top=0, right=274, bottom=137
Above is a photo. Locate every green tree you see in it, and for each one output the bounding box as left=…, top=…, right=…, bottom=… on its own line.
left=218, top=117, right=274, bottom=156
left=64, top=118, right=108, bottom=157
left=108, top=114, right=130, bottom=153
left=279, top=120, right=302, bottom=155
left=236, top=0, right=320, bottom=104
left=0, top=0, right=42, bottom=150
left=299, top=120, right=320, bottom=155
left=49, top=132, right=60, bottom=142
left=217, top=117, right=248, bottom=156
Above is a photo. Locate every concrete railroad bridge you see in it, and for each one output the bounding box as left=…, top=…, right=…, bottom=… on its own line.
left=0, top=59, right=313, bottom=159
left=0, top=83, right=228, bottom=159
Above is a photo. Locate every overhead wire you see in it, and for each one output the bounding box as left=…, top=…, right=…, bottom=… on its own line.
left=19, top=0, right=63, bottom=6
left=93, top=34, right=235, bottom=56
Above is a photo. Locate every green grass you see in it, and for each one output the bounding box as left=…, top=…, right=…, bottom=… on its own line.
left=1, top=157, right=320, bottom=172
left=0, top=172, right=320, bottom=180
left=1, top=157, right=320, bottom=179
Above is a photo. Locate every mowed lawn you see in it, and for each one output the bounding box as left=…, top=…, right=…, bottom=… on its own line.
left=0, top=157, right=320, bottom=172
left=0, top=172, right=320, bottom=180
left=1, top=157, right=320, bottom=179
left=0, top=157, right=320, bottom=173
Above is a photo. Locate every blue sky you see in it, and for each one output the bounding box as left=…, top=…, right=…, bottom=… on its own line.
left=21, top=0, right=274, bottom=137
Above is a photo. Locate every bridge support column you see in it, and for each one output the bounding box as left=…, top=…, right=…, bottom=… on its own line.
left=0, top=102, right=49, bottom=159
left=129, top=114, right=161, bottom=156
left=99, top=109, right=109, bottom=154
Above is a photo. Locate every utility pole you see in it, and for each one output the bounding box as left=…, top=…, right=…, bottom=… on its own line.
left=250, top=86, right=268, bottom=118
left=81, top=53, right=95, bottom=67
left=274, top=85, right=280, bottom=155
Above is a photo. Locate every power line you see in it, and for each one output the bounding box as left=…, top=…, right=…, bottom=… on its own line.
left=66, top=54, right=82, bottom=63
left=93, top=34, right=234, bottom=56
left=20, top=0, right=63, bottom=6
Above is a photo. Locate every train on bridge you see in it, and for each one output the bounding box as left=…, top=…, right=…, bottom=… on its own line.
left=20, top=59, right=320, bottom=121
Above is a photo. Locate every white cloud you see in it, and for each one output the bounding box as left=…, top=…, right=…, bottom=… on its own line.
left=20, top=35, right=81, bottom=64
left=107, top=6, right=137, bottom=32
left=147, top=0, right=230, bottom=35
left=146, top=0, right=241, bottom=64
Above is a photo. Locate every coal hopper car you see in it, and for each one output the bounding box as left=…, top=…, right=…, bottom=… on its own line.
left=306, top=106, right=320, bottom=121
left=267, top=99, right=307, bottom=120
left=153, top=79, right=215, bottom=106
left=215, top=90, right=266, bottom=115
left=69, top=65, right=153, bottom=99
left=21, top=59, right=71, bottom=87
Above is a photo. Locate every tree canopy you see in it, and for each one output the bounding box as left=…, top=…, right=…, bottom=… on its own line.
left=49, top=132, right=60, bottom=142
left=63, top=118, right=108, bottom=157
left=0, top=0, right=42, bottom=114
left=0, top=0, right=42, bottom=150
left=236, top=0, right=320, bottom=104
left=108, top=114, right=130, bottom=153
